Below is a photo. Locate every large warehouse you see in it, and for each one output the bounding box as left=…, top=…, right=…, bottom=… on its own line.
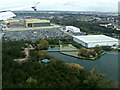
left=73, top=35, right=119, bottom=48
left=8, top=19, right=24, bottom=28
left=8, top=19, right=50, bottom=28
left=25, top=19, right=50, bottom=28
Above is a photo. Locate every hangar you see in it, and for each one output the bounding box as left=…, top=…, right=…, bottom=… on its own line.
left=66, top=26, right=80, bottom=33
left=73, top=35, right=119, bottom=48
left=8, top=19, right=50, bottom=28
left=25, top=19, right=50, bottom=28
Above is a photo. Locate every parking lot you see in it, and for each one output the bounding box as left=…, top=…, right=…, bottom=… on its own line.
left=2, top=27, right=68, bottom=41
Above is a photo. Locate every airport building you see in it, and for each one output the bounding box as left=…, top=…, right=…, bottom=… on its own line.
left=73, top=35, right=119, bottom=48
left=25, top=19, right=50, bottom=28
left=66, top=26, right=80, bottom=33
left=8, top=19, right=24, bottom=28
left=8, top=19, right=50, bottom=28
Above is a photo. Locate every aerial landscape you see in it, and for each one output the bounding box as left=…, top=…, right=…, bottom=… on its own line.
left=0, top=0, right=120, bottom=89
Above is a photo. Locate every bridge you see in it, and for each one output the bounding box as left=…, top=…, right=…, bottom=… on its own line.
left=41, top=49, right=79, bottom=52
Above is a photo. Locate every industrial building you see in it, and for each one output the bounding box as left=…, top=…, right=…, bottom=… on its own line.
left=8, top=19, right=24, bottom=28
left=73, top=35, right=119, bottom=48
left=66, top=26, right=80, bottom=33
left=8, top=19, right=50, bottom=28
left=25, top=19, right=50, bottom=28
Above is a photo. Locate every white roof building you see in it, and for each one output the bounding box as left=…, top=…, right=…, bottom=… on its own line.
left=73, top=35, right=119, bottom=48
left=66, top=26, right=80, bottom=33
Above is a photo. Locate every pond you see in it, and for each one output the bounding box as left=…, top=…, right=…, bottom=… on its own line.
left=48, top=46, right=119, bottom=82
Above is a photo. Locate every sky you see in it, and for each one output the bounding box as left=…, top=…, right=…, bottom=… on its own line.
left=0, top=0, right=119, bottom=12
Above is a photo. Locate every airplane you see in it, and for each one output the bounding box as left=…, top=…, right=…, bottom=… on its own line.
left=0, top=2, right=39, bottom=31
left=0, top=2, right=39, bottom=39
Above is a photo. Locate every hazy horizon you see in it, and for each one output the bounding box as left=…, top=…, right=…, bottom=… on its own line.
left=0, top=0, right=119, bottom=12
left=13, top=10, right=118, bottom=13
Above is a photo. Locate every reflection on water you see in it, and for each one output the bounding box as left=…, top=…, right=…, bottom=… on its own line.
left=48, top=46, right=118, bottom=81
left=60, top=44, right=79, bottom=57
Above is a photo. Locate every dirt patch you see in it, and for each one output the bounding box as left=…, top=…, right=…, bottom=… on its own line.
left=65, top=63, right=84, bottom=70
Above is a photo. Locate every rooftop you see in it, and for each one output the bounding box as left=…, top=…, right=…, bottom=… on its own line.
left=25, top=19, right=50, bottom=23
left=73, top=35, right=119, bottom=43
left=41, top=59, right=50, bottom=64
left=8, top=19, right=50, bottom=23
left=66, top=26, right=80, bottom=33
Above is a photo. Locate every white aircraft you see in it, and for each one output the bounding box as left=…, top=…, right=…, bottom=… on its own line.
left=0, top=2, right=39, bottom=39
left=0, top=2, right=39, bottom=29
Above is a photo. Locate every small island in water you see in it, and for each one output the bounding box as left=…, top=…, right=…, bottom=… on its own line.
left=60, top=44, right=104, bottom=60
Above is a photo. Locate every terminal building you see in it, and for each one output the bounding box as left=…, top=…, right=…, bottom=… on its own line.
left=73, top=35, right=119, bottom=48
left=8, top=19, right=50, bottom=28
left=66, top=26, right=80, bottom=33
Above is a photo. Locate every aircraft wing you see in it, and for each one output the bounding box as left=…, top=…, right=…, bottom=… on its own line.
left=0, top=2, right=39, bottom=20
left=0, top=11, right=16, bottom=20
left=0, top=5, right=37, bottom=12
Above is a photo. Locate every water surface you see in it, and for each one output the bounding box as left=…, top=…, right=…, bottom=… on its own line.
left=48, top=46, right=118, bottom=81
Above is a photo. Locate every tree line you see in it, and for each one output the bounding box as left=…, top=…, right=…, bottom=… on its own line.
left=51, top=16, right=120, bottom=38
left=2, top=41, right=118, bottom=88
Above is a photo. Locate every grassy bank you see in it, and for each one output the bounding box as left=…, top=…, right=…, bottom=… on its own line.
left=60, top=51, right=105, bottom=60
left=60, top=44, right=104, bottom=60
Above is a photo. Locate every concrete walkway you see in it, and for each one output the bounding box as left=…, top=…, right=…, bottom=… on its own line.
left=42, top=49, right=79, bottom=52
left=14, top=45, right=34, bottom=62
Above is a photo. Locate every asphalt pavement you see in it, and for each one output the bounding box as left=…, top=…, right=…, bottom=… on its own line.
left=2, top=27, right=68, bottom=41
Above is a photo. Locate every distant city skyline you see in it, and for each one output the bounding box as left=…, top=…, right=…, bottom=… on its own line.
left=0, top=0, right=119, bottom=12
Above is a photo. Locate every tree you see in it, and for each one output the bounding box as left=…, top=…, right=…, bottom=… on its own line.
left=36, top=40, right=49, bottom=50
left=3, top=40, right=118, bottom=88
left=94, top=45, right=103, bottom=54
